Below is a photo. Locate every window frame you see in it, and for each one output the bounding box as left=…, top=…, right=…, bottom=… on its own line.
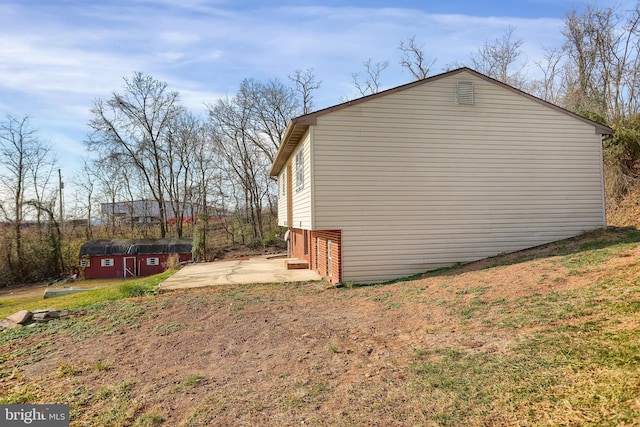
left=101, top=258, right=114, bottom=268
left=295, top=150, right=304, bottom=190
left=146, top=257, right=160, bottom=266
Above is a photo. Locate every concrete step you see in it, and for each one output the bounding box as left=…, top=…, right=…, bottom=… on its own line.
left=285, top=260, right=309, bottom=270
left=43, top=287, right=97, bottom=299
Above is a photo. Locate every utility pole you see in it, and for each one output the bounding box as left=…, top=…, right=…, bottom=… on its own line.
left=59, top=169, right=64, bottom=230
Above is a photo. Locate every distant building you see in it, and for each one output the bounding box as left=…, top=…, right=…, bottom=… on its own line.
left=100, top=200, right=231, bottom=225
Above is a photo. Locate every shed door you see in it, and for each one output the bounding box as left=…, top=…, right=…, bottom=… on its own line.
left=124, top=257, right=137, bottom=278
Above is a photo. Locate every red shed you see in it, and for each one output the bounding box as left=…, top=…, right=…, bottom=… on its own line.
left=79, top=238, right=193, bottom=279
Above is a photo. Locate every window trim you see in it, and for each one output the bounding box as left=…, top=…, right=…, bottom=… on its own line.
left=146, top=257, right=160, bottom=266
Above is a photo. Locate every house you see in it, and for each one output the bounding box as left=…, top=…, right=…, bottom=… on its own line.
left=79, top=238, right=193, bottom=279
left=269, top=67, right=612, bottom=284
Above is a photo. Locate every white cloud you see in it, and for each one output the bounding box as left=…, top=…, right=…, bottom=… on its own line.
left=0, top=35, right=139, bottom=95
left=157, top=51, right=188, bottom=63
left=177, top=87, right=227, bottom=114
left=160, top=31, right=201, bottom=45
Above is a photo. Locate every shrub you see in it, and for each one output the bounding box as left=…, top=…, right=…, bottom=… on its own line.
left=164, top=255, right=180, bottom=270
left=262, top=229, right=279, bottom=246
left=604, top=117, right=640, bottom=209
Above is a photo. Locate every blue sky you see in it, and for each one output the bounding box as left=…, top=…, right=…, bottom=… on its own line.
left=0, top=0, right=629, bottom=186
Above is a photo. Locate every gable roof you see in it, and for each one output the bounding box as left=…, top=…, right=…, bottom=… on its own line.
left=269, top=67, right=613, bottom=177
left=79, top=238, right=193, bottom=256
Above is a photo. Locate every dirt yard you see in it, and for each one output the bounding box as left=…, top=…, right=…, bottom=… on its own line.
left=1, top=229, right=639, bottom=426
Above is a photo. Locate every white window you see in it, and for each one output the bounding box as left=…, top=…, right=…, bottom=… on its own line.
left=80, top=258, right=90, bottom=268
left=295, top=150, right=304, bottom=190
left=101, top=258, right=114, bottom=267
left=147, top=257, right=159, bottom=266
left=280, top=171, right=286, bottom=196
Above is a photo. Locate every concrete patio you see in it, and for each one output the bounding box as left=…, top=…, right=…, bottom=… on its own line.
left=159, top=255, right=321, bottom=290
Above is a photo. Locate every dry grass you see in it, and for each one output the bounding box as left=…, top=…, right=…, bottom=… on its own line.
left=0, top=272, right=175, bottom=319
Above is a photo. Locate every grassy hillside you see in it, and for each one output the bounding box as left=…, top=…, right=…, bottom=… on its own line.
left=0, top=228, right=639, bottom=426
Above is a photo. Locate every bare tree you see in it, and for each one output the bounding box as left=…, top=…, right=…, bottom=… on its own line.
left=531, top=46, right=566, bottom=104
left=87, top=72, right=183, bottom=238
left=0, top=115, right=32, bottom=280
left=25, top=199, right=64, bottom=275
left=563, top=4, right=640, bottom=122
left=352, top=58, right=390, bottom=96
left=192, top=122, right=220, bottom=260
left=241, top=78, right=299, bottom=162
left=209, top=94, right=271, bottom=244
left=73, top=159, right=96, bottom=240
left=0, top=114, right=58, bottom=282
left=206, top=76, right=301, bottom=245
left=470, top=26, right=527, bottom=88
left=93, top=155, right=130, bottom=237
left=164, top=111, right=205, bottom=238
left=289, top=68, right=322, bottom=114
left=29, top=141, right=57, bottom=233
left=399, top=36, right=436, bottom=80
left=561, top=4, right=640, bottom=211
left=562, top=5, right=609, bottom=116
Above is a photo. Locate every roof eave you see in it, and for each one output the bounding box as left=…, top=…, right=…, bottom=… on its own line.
left=594, top=124, right=614, bottom=135
left=269, top=120, right=311, bottom=176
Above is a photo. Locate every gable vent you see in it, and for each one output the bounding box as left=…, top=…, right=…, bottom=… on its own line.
left=456, top=81, right=474, bottom=105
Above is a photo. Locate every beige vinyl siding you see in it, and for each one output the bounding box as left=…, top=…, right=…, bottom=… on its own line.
left=290, top=131, right=313, bottom=229
left=277, top=169, right=287, bottom=227
left=312, top=70, right=606, bottom=283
